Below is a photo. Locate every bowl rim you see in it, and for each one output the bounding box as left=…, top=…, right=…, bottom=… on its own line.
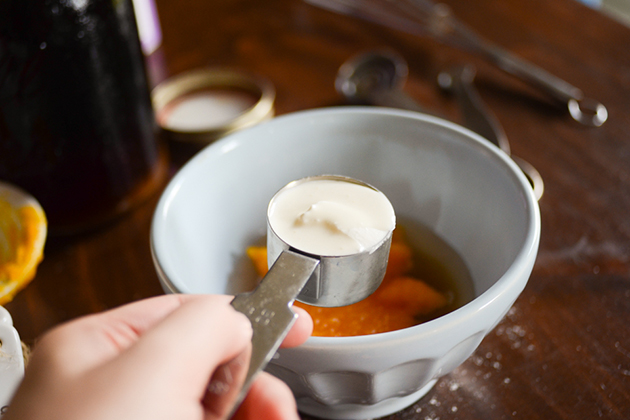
left=151, top=106, right=541, bottom=348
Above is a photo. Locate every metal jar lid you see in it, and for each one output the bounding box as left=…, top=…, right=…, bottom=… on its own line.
left=152, top=67, right=275, bottom=144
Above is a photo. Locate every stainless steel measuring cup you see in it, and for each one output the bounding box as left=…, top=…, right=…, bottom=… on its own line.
left=229, top=175, right=394, bottom=412
left=267, top=175, right=393, bottom=307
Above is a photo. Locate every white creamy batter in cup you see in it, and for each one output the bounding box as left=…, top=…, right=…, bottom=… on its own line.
left=268, top=177, right=395, bottom=257
left=266, top=175, right=396, bottom=306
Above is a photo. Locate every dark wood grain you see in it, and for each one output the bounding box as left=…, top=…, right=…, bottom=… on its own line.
left=4, top=0, right=630, bottom=418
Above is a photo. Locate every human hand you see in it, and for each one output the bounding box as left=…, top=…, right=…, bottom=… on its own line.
left=4, top=294, right=312, bottom=420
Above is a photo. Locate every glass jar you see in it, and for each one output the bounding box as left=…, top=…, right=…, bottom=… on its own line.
left=0, top=0, right=167, bottom=234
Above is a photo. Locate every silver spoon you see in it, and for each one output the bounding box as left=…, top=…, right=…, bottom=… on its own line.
left=336, top=50, right=544, bottom=201
left=336, top=50, right=434, bottom=115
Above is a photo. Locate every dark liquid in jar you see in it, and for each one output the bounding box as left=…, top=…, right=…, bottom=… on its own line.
left=0, top=0, right=166, bottom=234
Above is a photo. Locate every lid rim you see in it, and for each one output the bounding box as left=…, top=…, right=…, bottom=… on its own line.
left=152, top=67, right=276, bottom=144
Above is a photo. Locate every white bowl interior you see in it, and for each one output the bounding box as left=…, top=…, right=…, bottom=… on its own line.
left=151, top=107, right=541, bottom=419
left=152, top=107, right=534, bottom=301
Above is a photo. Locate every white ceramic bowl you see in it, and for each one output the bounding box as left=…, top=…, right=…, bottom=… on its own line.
left=151, top=107, right=540, bottom=419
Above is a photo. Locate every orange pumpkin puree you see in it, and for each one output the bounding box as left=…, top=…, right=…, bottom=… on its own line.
left=246, top=229, right=447, bottom=337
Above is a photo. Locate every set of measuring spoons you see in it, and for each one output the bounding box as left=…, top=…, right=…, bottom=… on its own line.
left=306, top=0, right=608, bottom=129
left=335, top=50, right=545, bottom=201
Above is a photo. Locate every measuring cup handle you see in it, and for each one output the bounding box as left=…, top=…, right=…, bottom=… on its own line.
left=482, top=46, right=608, bottom=127
left=229, top=250, right=319, bottom=415
left=439, top=65, right=510, bottom=154
left=488, top=48, right=582, bottom=102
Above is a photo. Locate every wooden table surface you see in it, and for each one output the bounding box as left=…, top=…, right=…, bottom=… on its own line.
left=5, top=0, right=630, bottom=418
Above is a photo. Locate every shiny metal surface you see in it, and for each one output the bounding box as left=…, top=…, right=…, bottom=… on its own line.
left=230, top=250, right=319, bottom=413
left=267, top=175, right=393, bottom=307
left=335, top=50, right=439, bottom=118
left=230, top=175, right=394, bottom=413
left=307, top=0, right=607, bottom=126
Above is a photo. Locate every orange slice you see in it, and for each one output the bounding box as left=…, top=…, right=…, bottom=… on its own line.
left=0, top=181, right=47, bottom=305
